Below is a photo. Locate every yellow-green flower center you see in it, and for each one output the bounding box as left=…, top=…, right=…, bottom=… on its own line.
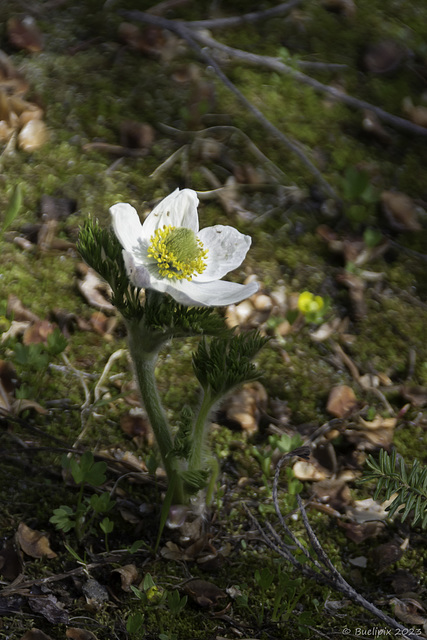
left=147, top=225, right=208, bottom=281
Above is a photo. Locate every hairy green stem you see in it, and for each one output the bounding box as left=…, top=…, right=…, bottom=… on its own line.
left=188, top=391, right=215, bottom=472
left=126, top=320, right=186, bottom=504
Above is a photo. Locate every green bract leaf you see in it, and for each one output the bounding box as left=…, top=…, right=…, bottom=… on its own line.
left=180, top=469, right=209, bottom=494
left=77, top=217, right=144, bottom=319
left=192, top=330, right=269, bottom=400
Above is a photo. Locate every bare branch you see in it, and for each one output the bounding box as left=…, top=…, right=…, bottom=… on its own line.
left=191, top=31, right=427, bottom=138
left=121, top=10, right=339, bottom=200
left=179, top=0, right=303, bottom=29
left=247, top=450, right=425, bottom=640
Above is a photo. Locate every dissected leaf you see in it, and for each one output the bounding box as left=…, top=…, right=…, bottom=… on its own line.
left=16, top=522, right=57, bottom=559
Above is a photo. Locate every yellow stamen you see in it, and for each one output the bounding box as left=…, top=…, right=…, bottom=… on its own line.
left=147, top=225, right=208, bottom=281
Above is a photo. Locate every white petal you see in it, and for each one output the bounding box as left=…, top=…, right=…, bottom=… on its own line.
left=148, top=278, right=259, bottom=307
left=141, top=189, right=200, bottom=237
left=110, top=203, right=144, bottom=254
left=194, top=225, right=252, bottom=283
left=122, top=251, right=151, bottom=289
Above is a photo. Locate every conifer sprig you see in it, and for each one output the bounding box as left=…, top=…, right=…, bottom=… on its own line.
left=362, top=449, right=427, bottom=529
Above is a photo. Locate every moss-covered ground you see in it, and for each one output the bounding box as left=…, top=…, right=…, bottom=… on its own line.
left=0, top=1, right=426, bottom=639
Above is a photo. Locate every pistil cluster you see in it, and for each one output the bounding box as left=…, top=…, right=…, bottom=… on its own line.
left=147, top=225, right=208, bottom=281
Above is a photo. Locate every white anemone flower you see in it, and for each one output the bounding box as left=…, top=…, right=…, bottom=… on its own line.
left=110, top=188, right=259, bottom=307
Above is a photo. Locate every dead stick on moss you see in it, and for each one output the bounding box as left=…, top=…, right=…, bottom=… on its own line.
left=158, top=123, right=289, bottom=182
left=188, top=31, right=427, bottom=138
left=176, top=0, right=303, bottom=29
left=121, top=11, right=339, bottom=201
left=247, top=452, right=423, bottom=640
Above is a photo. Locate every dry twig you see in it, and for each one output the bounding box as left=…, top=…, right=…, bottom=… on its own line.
left=121, top=10, right=339, bottom=201
left=245, top=449, right=423, bottom=640
left=190, top=30, right=427, bottom=138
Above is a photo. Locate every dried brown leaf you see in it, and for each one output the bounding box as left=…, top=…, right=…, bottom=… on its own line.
left=391, top=597, right=427, bottom=625
left=0, top=360, right=18, bottom=394
left=65, top=627, right=97, bottom=640
left=23, top=319, right=56, bottom=345
left=120, top=121, right=155, bottom=149
left=0, top=539, right=23, bottom=581
left=11, top=398, right=48, bottom=415
left=312, top=479, right=352, bottom=511
left=7, top=17, right=44, bottom=52
left=76, top=264, right=115, bottom=313
left=28, top=586, right=69, bottom=624
left=372, top=541, right=404, bottom=574
left=293, top=460, right=328, bottom=481
left=160, top=540, right=183, bottom=561
left=19, top=630, right=54, bottom=640
left=18, top=119, right=48, bottom=152
left=120, top=412, right=154, bottom=445
left=220, top=382, right=267, bottom=434
left=182, top=578, right=227, bottom=608
left=7, top=294, right=40, bottom=323
left=66, top=629, right=98, bottom=640
left=381, top=190, right=421, bottom=231
left=338, top=520, right=385, bottom=543
left=16, top=522, right=57, bottom=559
left=346, top=498, right=389, bottom=523
left=400, top=385, right=427, bottom=407
left=111, top=564, right=139, bottom=592
left=326, top=385, right=358, bottom=418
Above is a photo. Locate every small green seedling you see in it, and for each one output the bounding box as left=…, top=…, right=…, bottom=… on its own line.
left=167, top=589, right=188, bottom=616
left=2, top=183, right=23, bottom=233
left=126, top=612, right=145, bottom=638
left=11, top=328, right=67, bottom=399
left=341, top=166, right=379, bottom=225
left=50, top=452, right=114, bottom=545
left=252, top=433, right=304, bottom=501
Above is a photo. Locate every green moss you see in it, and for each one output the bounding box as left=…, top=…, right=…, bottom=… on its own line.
left=0, top=0, right=426, bottom=637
